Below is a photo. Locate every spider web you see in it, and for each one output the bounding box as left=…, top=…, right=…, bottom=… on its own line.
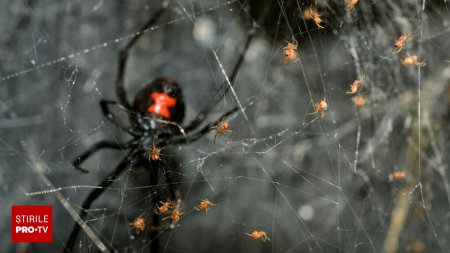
left=1, top=0, right=450, bottom=252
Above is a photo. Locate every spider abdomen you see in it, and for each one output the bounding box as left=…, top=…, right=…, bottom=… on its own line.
left=133, top=77, right=185, bottom=124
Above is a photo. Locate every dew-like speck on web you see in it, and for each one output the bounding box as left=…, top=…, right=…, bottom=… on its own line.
left=298, top=205, right=314, bottom=221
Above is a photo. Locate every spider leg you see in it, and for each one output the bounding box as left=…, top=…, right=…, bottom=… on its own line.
left=115, top=2, right=169, bottom=109
left=65, top=156, right=132, bottom=253
left=100, top=99, right=138, bottom=136
left=183, top=28, right=256, bottom=132
left=163, top=170, right=180, bottom=200
left=149, top=160, right=162, bottom=253
left=72, top=140, right=128, bottom=173
left=165, top=107, right=239, bottom=146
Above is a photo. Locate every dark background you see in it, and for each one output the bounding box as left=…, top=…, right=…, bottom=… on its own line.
left=1, top=0, right=450, bottom=252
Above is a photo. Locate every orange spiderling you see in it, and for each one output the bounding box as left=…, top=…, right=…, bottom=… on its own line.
left=169, top=208, right=183, bottom=222
left=303, top=5, right=324, bottom=28
left=392, top=171, right=406, bottom=181
left=211, top=118, right=231, bottom=143
left=246, top=230, right=270, bottom=242
left=394, top=32, right=412, bottom=53
left=352, top=95, right=366, bottom=107
left=129, top=214, right=146, bottom=234
left=302, top=7, right=313, bottom=20
left=283, top=36, right=299, bottom=62
left=347, top=0, right=359, bottom=11
left=149, top=143, right=163, bottom=161
left=155, top=200, right=172, bottom=215
left=195, top=199, right=216, bottom=212
left=346, top=74, right=364, bottom=94
left=310, top=99, right=328, bottom=118
left=408, top=240, right=425, bottom=253
left=402, top=55, right=426, bottom=67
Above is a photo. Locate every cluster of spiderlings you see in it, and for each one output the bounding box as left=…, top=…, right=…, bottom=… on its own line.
left=346, top=74, right=366, bottom=107
left=33, top=0, right=446, bottom=250
left=392, top=30, right=425, bottom=67
left=155, top=199, right=183, bottom=227
left=131, top=198, right=218, bottom=234
left=156, top=199, right=184, bottom=224
left=130, top=199, right=189, bottom=235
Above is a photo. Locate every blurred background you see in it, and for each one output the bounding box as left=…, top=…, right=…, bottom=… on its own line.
left=1, top=0, right=450, bottom=252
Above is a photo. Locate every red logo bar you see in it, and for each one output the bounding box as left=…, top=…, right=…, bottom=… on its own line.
left=12, top=206, right=52, bottom=243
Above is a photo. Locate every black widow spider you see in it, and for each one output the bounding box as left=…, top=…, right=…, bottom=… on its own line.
left=65, top=2, right=255, bottom=252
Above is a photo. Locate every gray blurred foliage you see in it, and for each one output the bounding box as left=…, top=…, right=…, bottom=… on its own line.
left=1, top=0, right=450, bottom=252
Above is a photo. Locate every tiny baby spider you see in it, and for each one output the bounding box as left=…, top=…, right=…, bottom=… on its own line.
left=210, top=117, right=231, bottom=143
left=155, top=200, right=172, bottom=215
left=246, top=230, right=270, bottom=242
left=130, top=214, right=146, bottom=234
left=303, top=5, right=324, bottom=29
left=346, top=74, right=364, bottom=94
left=164, top=198, right=183, bottom=229
left=167, top=208, right=183, bottom=223
left=394, top=32, right=412, bottom=53
left=309, top=99, right=328, bottom=118
left=347, top=0, right=359, bottom=11
left=195, top=198, right=216, bottom=212
left=149, top=142, right=163, bottom=161
left=402, top=55, right=426, bottom=67
left=352, top=95, right=366, bottom=107
left=283, top=36, right=298, bottom=62
left=391, top=171, right=406, bottom=181
left=408, top=240, right=426, bottom=253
